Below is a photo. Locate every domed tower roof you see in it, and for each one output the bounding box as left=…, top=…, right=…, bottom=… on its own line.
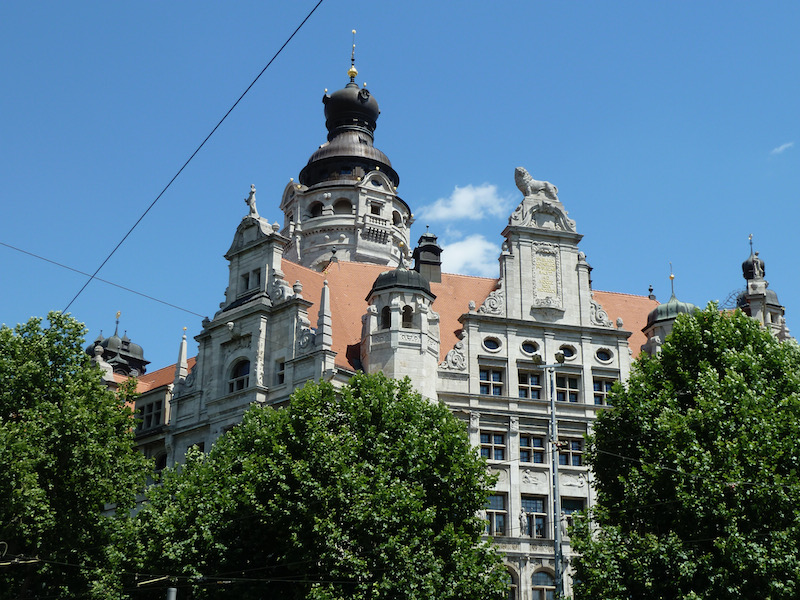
left=299, top=59, right=399, bottom=188
left=367, top=266, right=434, bottom=300
left=645, top=293, right=698, bottom=328
left=85, top=314, right=149, bottom=376
left=742, top=251, right=766, bottom=281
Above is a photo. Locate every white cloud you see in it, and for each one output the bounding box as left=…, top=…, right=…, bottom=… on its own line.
left=441, top=234, right=501, bottom=278
left=416, top=184, right=512, bottom=222
left=770, top=141, right=794, bottom=155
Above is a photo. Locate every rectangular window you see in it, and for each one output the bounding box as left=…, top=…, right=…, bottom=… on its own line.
left=240, top=272, right=250, bottom=294
left=521, top=495, right=548, bottom=538
left=485, top=494, right=507, bottom=537
left=558, top=438, right=584, bottom=466
left=480, top=368, right=504, bottom=396
left=480, top=431, right=506, bottom=461
left=519, top=434, right=545, bottom=464
left=562, top=497, right=585, bottom=515
left=137, top=400, right=163, bottom=431
left=556, top=375, right=580, bottom=403
left=593, top=377, right=616, bottom=405
left=518, top=370, right=542, bottom=399
left=276, top=360, right=286, bottom=385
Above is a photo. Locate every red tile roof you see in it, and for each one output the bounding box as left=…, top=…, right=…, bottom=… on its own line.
left=141, top=261, right=657, bottom=382
left=131, top=357, right=197, bottom=393
left=593, top=290, right=659, bottom=357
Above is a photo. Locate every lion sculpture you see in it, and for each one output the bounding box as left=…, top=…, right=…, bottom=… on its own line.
left=514, top=167, right=558, bottom=201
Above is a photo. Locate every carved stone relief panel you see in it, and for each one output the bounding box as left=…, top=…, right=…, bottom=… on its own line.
left=532, top=243, right=562, bottom=310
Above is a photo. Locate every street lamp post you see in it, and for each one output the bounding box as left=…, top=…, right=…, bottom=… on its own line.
left=534, top=352, right=566, bottom=599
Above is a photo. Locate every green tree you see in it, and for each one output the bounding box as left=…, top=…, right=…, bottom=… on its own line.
left=131, top=373, right=505, bottom=600
left=571, top=305, right=800, bottom=599
left=0, top=312, right=151, bottom=599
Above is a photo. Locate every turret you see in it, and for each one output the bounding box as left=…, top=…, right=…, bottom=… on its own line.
left=361, top=264, right=440, bottom=399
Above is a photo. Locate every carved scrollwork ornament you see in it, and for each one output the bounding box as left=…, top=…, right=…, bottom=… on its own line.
left=440, top=340, right=467, bottom=370
left=589, top=295, right=613, bottom=328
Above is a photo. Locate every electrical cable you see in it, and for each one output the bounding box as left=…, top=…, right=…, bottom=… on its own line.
left=62, top=0, right=326, bottom=313
left=0, top=241, right=207, bottom=318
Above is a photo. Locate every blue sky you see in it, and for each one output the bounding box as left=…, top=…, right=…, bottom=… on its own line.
left=2, top=2, right=799, bottom=370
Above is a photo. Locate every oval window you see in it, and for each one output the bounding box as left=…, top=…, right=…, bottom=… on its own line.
left=483, top=337, right=501, bottom=351
left=521, top=341, right=538, bottom=354
left=559, top=345, right=576, bottom=359
left=596, top=348, right=613, bottom=362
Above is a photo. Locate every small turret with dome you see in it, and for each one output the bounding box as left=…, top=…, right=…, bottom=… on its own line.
left=85, top=312, right=149, bottom=376
left=736, top=235, right=790, bottom=340
left=280, top=31, right=412, bottom=271
left=641, top=270, right=697, bottom=355
left=360, top=249, right=439, bottom=399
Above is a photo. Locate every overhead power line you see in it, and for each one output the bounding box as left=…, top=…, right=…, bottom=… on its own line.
left=63, top=0, right=326, bottom=312
left=1, top=241, right=207, bottom=318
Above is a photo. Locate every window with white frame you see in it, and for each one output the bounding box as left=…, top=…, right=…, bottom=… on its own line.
left=518, top=370, right=543, bottom=399
left=228, top=360, right=250, bottom=394
left=593, top=377, right=616, bottom=405
left=480, top=431, right=506, bottom=461
left=519, top=434, right=545, bottom=464
left=479, top=367, right=504, bottom=396
left=485, top=494, right=507, bottom=536
left=558, top=438, right=584, bottom=466
left=532, top=571, right=555, bottom=600
left=556, top=374, right=580, bottom=403
left=521, top=495, right=547, bottom=538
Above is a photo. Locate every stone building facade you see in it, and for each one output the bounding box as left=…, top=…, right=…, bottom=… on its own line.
left=113, top=64, right=788, bottom=600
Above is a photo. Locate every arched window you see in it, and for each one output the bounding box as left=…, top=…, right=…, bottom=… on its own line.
left=381, top=306, right=391, bottom=330
left=308, top=201, right=323, bottom=218
left=532, top=571, right=555, bottom=600
left=402, top=305, right=413, bottom=328
left=333, top=199, right=352, bottom=214
left=228, top=360, right=250, bottom=393
left=503, top=569, right=518, bottom=600
left=392, top=210, right=402, bottom=226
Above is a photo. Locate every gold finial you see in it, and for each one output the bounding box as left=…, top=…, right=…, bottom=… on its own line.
left=183, top=326, right=187, bottom=332
left=116, top=310, right=121, bottom=320
left=348, top=29, right=358, bottom=81
left=669, top=262, right=675, bottom=297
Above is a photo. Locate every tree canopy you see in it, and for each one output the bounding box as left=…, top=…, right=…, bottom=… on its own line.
left=572, top=305, right=800, bottom=599
left=130, top=373, right=506, bottom=600
left=0, top=312, right=150, bottom=599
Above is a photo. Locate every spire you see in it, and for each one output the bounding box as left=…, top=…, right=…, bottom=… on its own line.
left=174, top=327, right=189, bottom=384
left=669, top=262, right=676, bottom=299
left=316, top=280, right=333, bottom=349
left=348, top=29, right=358, bottom=82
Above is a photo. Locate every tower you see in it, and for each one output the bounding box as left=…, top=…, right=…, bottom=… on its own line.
left=737, top=237, right=790, bottom=340
left=361, top=265, right=440, bottom=399
left=280, top=57, right=412, bottom=270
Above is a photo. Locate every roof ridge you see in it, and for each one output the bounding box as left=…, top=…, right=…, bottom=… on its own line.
left=593, top=289, right=656, bottom=300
